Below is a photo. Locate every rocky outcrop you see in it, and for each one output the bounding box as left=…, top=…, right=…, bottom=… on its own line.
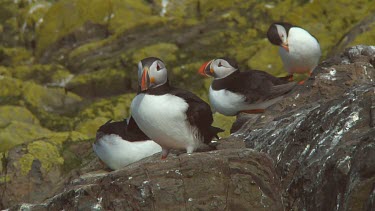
left=232, top=45, right=375, bottom=210
left=8, top=149, right=283, bottom=211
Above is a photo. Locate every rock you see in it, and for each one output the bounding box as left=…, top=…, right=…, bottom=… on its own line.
left=231, top=45, right=375, bottom=211
left=0, top=132, right=91, bottom=209
left=0, top=121, right=51, bottom=153
left=65, top=68, right=130, bottom=98
left=0, top=105, right=39, bottom=126
left=7, top=149, right=284, bottom=211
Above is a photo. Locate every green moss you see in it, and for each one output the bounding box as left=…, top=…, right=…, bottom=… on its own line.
left=68, top=38, right=112, bottom=60
left=246, top=41, right=285, bottom=77
left=36, top=0, right=156, bottom=55
left=9, top=64, right=71, bottom=85
left=0, top=47, right=33, bottom=66
left=0, top=105, right=40, bottom=127
left=18, top=140, right=64, bottom=175
left=350, top=23, right=375, bottom=46
left=20, top=82, right=82, bottom=130
left=66, top=68, right=129, bottom=97
left=75, top=117, right=109, bottom=137
left=0, top=175, right=11, bottom=184
left=108, top=0, right=154, bottom=33
left=131, top=43, right=179, bottom=65
left=22, top=81, right=82, bottom=114
left=0, top=121, right=51, bottom=153
left=79, top=93, right=135, bottom=120
left=0, top=76, right=23, bottom=104
left=48, top=131, right=90, bottom=145
left=213, top=113, right=236, bottom=138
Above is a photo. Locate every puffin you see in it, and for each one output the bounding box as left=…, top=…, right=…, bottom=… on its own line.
left=267, top=22, right=321, bottom=81
left=93, top=118, right=162, bottom=170
left=198, top=57, right=296, bottom=116
left=130, top=57, right=223, bottom=159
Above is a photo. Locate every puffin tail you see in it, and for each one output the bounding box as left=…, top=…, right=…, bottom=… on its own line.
left=210, top=126, right=224, bottom=139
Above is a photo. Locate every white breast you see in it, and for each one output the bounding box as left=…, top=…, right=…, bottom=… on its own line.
left=279, top=27, right=321, bottom=74
left=209, top=86, right=246, bottom=116
left=209, top=86, right=285, bottom=116
left=93, top=134, right=162, bottom=170
left=131, top=94, right=202, bottom=152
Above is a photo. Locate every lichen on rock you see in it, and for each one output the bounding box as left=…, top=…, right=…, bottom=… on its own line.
left=18, top=141, right=64, bottom=176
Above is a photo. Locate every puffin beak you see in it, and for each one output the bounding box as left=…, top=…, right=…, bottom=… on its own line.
left=141, top=67, right=150, bottom=91
left=198, top=60, right=213, bottom=76
left=281, top=43, right=289, bottom=52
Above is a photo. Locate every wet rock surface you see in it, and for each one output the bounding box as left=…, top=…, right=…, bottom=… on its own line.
left=8, top=149, right=283, bottom=211
left=232, top=45, right=375, bottom=210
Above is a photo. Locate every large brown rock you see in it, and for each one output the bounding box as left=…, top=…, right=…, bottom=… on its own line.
left=8, top=149, right=284, bottom=211
left=232, top=45, right=375, bottom=211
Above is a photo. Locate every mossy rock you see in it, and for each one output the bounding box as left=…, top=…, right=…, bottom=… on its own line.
left=20, top=81, right=82, bottom=131
left=22, top=81, right=82, bottom=115
left=66, top=68, right=130, bottom=98
left=45, top=130, right=89, bottom=146
left=0, top=105, right=40, bottom=127
left=8, top=64, right=72, bottom=85
left=36, top=0, right=154, bottom=57
left=0, top=76, right=24, bottom=105
left=79, top=93, right=135, bottom=119
left=350, top=24, right=375, bottom=46
left=75, top=116, right=109, bottom=138
left=0, top=47, right=33, bottom=66
left=130, top=42, right=179, bottom=65
left=212, top=113, right=236, bottom=138
left=17, top=140, right=64, bottom=176
left=0, top=121, right=51, bottom=153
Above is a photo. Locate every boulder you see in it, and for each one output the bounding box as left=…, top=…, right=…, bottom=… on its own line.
left=8, top=149, right=284, bottom=211
left=0, top=132, right=91, bottom=209
left=232, top=45, right=375, bottom=210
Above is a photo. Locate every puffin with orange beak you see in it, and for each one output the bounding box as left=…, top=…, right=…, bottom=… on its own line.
left=199, top=57, right=296, bottom=116
left=131, top=57, right=223, bottom=159
left=267, top=22, right=321, bottom=81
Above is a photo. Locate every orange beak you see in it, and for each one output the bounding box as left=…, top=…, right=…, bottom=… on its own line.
left=281, top=43, right=289, bottom=52
left=198, top=60, right=213, bottom=76
left=140, top=68, right=149, bottom=91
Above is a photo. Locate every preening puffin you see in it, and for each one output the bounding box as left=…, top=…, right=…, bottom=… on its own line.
left=267, top=22, right=321, bottom=80
left=93, top=118, right=161, bottom=170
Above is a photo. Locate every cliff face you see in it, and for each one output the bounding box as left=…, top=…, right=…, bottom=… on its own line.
left=5, top=45, right=375, bottom=211
left=234, top=45, right=375, bottom=210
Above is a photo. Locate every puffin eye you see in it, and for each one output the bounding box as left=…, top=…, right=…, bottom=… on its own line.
left=156, top=63, right=161, bottom=71
left=218, top=62, right=223, bottom=67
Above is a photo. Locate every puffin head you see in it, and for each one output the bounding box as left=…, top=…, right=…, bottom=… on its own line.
left=267, top=22, right=293, bottom=52
left=138, top=57, right=168, bottom=91
left=198, top=57, right=239, bottom=79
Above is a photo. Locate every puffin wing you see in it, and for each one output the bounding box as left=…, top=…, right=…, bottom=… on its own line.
left=126, top=116, right=150, bottom=141
left=232, top=70, right=296, bottom=103
left=171, top=88, right=224, bottom=143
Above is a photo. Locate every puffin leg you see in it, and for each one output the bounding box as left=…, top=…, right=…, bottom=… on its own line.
left=161, top=148, right=169, bottom=159
left=298, top=71, right=313, bottom=85
left=240, top=109, right=265, bottom=114
left=288, top=74, right=294, bottom=82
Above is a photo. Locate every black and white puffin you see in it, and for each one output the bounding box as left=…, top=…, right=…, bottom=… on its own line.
left=267, top=22, right=321, bottom=80
left=93, top=118, right=162, bottom=170
left=198, top=57, right=296, bottom=116
left=130, top=57, right=223, bottom=159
